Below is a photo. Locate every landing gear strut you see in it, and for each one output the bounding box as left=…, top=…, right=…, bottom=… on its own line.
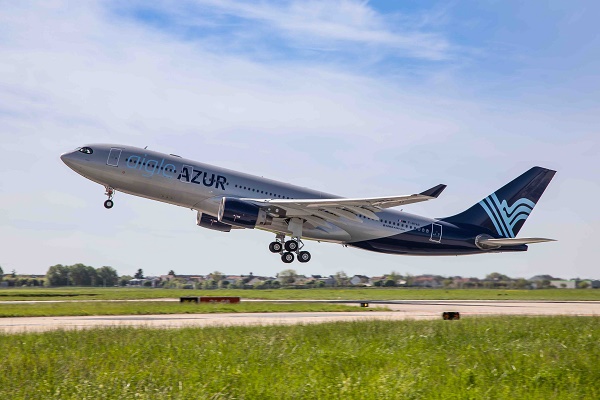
left=268, top=226, right=312, bottom=263
left=104, top=187, right=115, bottom=209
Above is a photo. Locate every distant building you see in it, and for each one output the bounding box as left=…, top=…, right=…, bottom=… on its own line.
left=549, top=280, right=577, bottom=289
left=369, top=276, right=385, bottom=286
left=453, top=277, right=480, bottom=288
left=412, top=276, right=443, bottom=288
left=318, top=276, right=336, bottom=287
left=350, top=275, right=370, bottom=286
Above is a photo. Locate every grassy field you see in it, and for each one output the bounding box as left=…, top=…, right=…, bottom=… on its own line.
left=0, top=301, right=386, bottom=318
left=0, top=316, right=598, bottom=399
left=2, top=287, right=600, bottom=301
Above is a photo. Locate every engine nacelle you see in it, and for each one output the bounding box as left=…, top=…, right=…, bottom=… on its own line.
left=218, top=198, right=272, bottom=229
left=197, top=212, right=233, bottom=232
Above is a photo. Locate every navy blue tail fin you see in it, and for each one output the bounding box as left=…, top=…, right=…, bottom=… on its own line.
left=443, top=167, right=556, bottom=238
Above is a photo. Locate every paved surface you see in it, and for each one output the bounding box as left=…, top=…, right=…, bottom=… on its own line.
left=0, top=300, right=598, bottom=334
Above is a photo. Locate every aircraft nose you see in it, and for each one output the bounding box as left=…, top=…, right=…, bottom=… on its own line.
left=60, top=151, right=77, bottom=168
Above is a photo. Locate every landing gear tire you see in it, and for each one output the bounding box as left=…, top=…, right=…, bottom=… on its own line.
left=284, top=240, right=298, bottom=252
left=297, top=251, right=311, bottom=263
left=269, top=242, right=283, bottom=253
left=104, top=199, right=114, bottom=209
left=281, top=252, right=295, bottom=263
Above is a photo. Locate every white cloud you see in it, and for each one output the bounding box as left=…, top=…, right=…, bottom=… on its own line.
left=118, top=0, right=454, bottom=61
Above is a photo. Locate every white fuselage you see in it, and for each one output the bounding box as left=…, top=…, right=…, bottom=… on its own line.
left=61, top=144, right=436, bottom=244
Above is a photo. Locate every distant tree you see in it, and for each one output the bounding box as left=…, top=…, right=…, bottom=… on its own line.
left=134, top=269, right=144, bottom=279
left=253, top=280, right=267, bottom=289
left=46, top=264, right=70, bottom=286
left=383, top=279, right=396, bottom=287
left=541, top=279, right=551, bottom=289
left=119, top=275, right=133, bottom=286
left=515, top=278, right=530, bottom=289
left=209, top=271, right=224, bottom=282
left=560, top=283, right=567, bottom=288
left=97, top=266, right=119, bottom=287
left=168, top=270, right=175, bottom=276
left=87, top=265, right=98, bottom=286
left=334, top=271, right=349, bottom=287
left=485, top=272, right=510, bottom=281
left=11, top=269, right=17, bottom=278
left=0, top=265, right=3, bottom=281
left=69, top=263, right=97, bottom=286
left=373, top=280, right=382, bottom=287
left=443, top=279, right=454, bottom=288
left=279, top=269, right=297, bottom=285
left=202, top=279, right=217, bottom=289
left=220, top=280, right=230, bottom=288
left=578, top=281, right=590, bottom=289
left=19, top=278, right=28, bottom=286
left=315, top=280, right=325, bottom=288
left=386, top=271, right=402, bottom=283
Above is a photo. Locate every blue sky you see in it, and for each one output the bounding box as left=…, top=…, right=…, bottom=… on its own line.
left=0, top=1, right=598, bottom=279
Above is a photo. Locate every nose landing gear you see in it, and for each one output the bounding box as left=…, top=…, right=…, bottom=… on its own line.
left=104, top=187, right=115, bottom=209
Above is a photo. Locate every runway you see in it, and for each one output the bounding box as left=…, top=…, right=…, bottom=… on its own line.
left=0, top=300, right=598, bottom=334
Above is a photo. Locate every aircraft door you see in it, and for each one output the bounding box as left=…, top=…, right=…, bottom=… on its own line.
left=430, top=223, right=442, bottom=243
left=107, top=148, right=122, bottom=167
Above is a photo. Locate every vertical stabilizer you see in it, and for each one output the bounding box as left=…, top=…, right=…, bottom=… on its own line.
left=443, top=167, right=556, bottom=238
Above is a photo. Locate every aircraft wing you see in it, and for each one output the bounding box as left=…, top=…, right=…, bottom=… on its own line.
left=243, top=184, right=446, bottom=226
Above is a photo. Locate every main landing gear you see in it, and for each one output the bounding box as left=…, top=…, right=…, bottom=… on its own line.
left=104, top=187, right=115, bottom=209
left=268, top=233, right=312, bottom=263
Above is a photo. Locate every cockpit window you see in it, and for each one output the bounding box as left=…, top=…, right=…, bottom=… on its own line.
left=78, top=147, right=93, bottom=154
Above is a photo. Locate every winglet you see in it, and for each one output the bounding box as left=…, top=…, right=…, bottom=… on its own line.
left=420, top=184, right=446, bottom=198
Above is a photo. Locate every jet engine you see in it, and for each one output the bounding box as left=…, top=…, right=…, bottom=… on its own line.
left=218, top=198, right=272, bottom=229
left=196, top=212, right=234, bottom=232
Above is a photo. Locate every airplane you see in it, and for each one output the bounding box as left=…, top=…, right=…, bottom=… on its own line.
left=61, top=144, right=556, bottom=263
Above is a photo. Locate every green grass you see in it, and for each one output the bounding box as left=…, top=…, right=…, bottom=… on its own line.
left=0, top=301, right=386, bottom=318
left=0, top=316, right=598, bottom=399
left=2, top=287, right=600, bottom=301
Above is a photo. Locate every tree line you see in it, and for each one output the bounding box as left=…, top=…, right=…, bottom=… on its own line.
left=45, top=264, right=120, bottom=287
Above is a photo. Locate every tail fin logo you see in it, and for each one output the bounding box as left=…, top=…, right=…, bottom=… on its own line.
left=479, top=194, right=536, bottom=238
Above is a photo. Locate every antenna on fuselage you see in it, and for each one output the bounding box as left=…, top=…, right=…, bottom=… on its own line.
left=144, top=145, right=148, bottom=149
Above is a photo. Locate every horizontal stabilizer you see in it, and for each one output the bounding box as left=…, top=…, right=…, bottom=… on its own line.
left=477, top=237, right=555, bottom=249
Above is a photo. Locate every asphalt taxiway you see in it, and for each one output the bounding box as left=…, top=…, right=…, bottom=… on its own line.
left=0, top=300, right=598, bottom=334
